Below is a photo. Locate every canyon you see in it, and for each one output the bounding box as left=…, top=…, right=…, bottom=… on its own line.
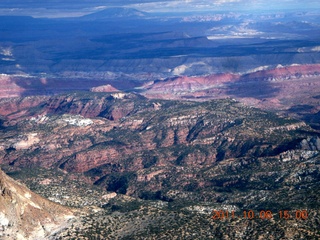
left=2, top=63, right=319, bottom=130
left=0, top=91, right=319, bottom=238
left=0, top=7, right=319, bottom=239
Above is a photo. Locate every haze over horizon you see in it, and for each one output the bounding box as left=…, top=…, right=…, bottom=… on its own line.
left=0, top=0, right=320, bottom=239
left=0, top=0, right=320, bottom=18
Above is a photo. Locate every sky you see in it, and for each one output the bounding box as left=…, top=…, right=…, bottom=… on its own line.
left=0, top=0, right=319, bottom=17
left=129, top=0, right=320, bottom=12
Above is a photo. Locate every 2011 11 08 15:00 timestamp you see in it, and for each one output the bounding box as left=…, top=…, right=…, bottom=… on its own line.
left=211, top=210, right=308, bottom=220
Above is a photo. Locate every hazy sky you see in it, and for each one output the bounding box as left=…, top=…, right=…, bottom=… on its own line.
left=129, top=0, right=320, bottom=12
left=0, top=0, right=319, bottom=17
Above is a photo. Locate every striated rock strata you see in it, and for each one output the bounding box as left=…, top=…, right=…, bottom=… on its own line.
left=0, top=169, right=74, bottom=239
left=0, top=92, right=318, bottom=197
left=90, top=84, right=119, bottom=93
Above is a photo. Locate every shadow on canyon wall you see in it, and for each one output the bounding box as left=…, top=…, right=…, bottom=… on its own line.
left=13, top=77, right=142, bottom=97
left=288, top=104, right=320, bottom=130
left=225, top=76, right=280, bottom=99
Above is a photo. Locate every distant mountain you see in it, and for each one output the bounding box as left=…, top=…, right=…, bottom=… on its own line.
left=90, top=84, right=120, bottom=93
left=143, top=64, right=320, bottom=95
left=81, top=7, right=148, bottom=20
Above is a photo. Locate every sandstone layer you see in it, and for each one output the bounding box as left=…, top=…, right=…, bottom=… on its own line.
left=0, top=169, right=74, bottom=239
left=0, top=92, right=318, bottom=197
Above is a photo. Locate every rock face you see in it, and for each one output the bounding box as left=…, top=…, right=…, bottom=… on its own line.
left=0, top=169, right=74, bottom=239
left=0, top=92, right=318, bottom=197
left=241, top=64, right=320, bottom=82
left=300, top=136, right=320, bottom=151
left=0, top=74, right=133, bottom=99
left=0, top=92, right=319, bottom=239
left=0, top=93, right=137, bottom=121
left=42, top=93, right=137, bottom=120
left=0, top=96, right=49, bottom=119
left=142, top=74, right=234, bottom=101
left=0, top=74, right=25, bottom=98
left=143, top=73, right=238, bottom=95
left=143, top=64, right=320, bottom=98
left=142, top=64, right=320, bottom=129
left=90, top=84, right=119, bottom=93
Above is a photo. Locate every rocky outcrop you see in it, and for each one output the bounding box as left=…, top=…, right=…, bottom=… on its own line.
left=0, top=96, right=48, bottom=117
left=142, top=64, right=320, bottom=129
left=0, top=73, right=134, bottom=99
left=300, top=136, right=320, bottom=151
left=280, top=150, right=318, bottom=162
left=240, top=64, right=320, bottom=82
left=38, top=93, right=138, bottom=120
left=0, top=169, right=74, bottom=239
left=0, top=91, right=319, bottom=239
left=90, top=84, right=119, bottom=93
left=0, top=74, right=25, bottom=98
left=0, top=92, right=317, bottom=197
left=143, top=73, right=238, bottom=94
left=143, top=64, right=320, bottom=97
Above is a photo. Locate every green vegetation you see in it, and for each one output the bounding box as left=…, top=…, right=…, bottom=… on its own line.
left=0, top=92, right=319, bottom=239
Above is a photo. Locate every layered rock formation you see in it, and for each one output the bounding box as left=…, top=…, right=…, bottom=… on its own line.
left=0, top=169, right=74, bottom=239
left=143, top=64, right=320, bottom=99
left=90, top=84, right=119, bottom=93
left=0, top=92, right=318, bottom=196
left=143, top=64, right=320, bottom=129
left=0, top=92, right=319, bottom=239
left=0, top=74, right=131, bottom=99
left=1, top=64, right=319, bottom=131
left=0, top=74, right=25, bottom=98
left=143, top=73, right=238, bottom=95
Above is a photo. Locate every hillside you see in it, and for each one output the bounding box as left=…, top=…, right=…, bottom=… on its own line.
left=0, top=169, right=74, bottom=239
left=0, top=92, right=319, bottom=238
left=142, top=64, right=320, bottom=129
